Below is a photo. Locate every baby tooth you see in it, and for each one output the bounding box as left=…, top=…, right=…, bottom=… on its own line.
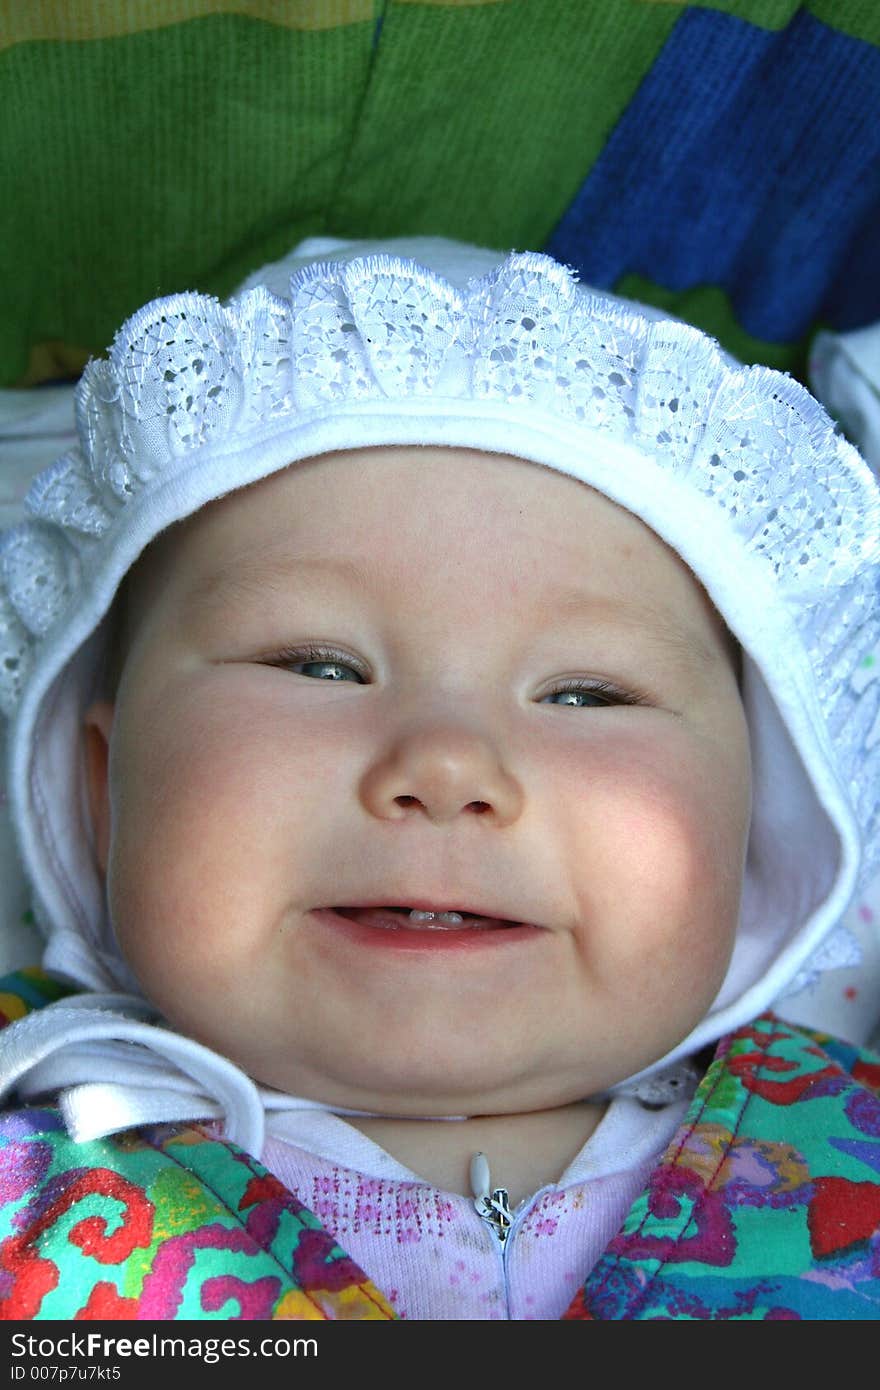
left=407, top=909, right=465, bottom=924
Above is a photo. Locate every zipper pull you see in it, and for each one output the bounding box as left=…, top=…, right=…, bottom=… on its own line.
left=470, top=1151, right=513, bottom=1246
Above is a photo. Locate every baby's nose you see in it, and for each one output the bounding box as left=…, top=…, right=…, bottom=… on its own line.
left=359, top=723, right=524, bottom=826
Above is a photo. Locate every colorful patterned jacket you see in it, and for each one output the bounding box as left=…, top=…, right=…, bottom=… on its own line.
left=1, top=970, right=879, bottom=1320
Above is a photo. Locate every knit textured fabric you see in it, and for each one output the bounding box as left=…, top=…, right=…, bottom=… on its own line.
left=3, top=3, right=880, bottom=387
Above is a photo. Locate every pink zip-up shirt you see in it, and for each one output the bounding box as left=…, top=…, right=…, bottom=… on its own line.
left=262, top=1097, right=684, bottom=1320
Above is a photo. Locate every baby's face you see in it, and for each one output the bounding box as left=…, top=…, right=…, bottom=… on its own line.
left=87, top=446, right=751, bottom=1114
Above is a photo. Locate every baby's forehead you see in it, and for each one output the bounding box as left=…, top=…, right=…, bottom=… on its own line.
left=144, top=448, right=672, bottom=592
left=123, top=448, right=736, bottom=677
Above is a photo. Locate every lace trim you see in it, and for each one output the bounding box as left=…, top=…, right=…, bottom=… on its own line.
left=1, top=252, right=878, bottom=879
left=779, top=922, right=864, bottom=999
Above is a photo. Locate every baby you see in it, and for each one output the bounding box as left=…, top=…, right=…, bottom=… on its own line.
left=0, top=237, right=878, bottom=1321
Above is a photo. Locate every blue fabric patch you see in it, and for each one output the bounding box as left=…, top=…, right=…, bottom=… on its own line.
left=545, top=8, right=880, bottom=342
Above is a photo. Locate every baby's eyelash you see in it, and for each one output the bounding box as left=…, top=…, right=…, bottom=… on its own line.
left=544, top=678, right=653, bottom=707
left=259, top=644, right=368, bottom=678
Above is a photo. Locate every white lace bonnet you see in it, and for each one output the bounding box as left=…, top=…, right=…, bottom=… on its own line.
left=1, top=235, right=879, bottom=1066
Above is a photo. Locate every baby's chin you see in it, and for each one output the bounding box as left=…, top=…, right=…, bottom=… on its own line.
left=245, top=1051, right=640, bottom=1119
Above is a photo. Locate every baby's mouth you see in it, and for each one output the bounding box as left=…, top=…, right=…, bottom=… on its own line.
left=331, top=906, right=521, bottom=931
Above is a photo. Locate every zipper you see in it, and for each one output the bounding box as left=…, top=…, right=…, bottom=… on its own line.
left=470, top=1151, right=514, bottom=1246
left=470, top=1154, right=558, bottom=1317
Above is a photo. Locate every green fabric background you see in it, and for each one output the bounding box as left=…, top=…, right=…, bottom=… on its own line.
left=1, top=1, right=878, bottom=385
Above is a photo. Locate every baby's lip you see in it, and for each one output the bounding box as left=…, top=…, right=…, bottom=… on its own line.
left=318, top=899, right=536, bottom=929
left=311, top=904, right=547, bottom=952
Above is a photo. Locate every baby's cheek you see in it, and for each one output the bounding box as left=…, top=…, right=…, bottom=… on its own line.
left=635, top=799, right=741, bottom=1003
left=107, top=707, right=276, bottom=975
left=637, top=789, right=732, bottom=909
left=566, top=739, right=744, bottom=967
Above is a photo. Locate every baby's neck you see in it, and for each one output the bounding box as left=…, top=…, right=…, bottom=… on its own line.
left=349, top=1101, right=607, bottom=1207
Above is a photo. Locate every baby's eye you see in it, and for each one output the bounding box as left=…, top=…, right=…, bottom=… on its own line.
left=262, top=646, right=367, bottom=683
left=542, top=688, right=613, bottom=708
left=539, top=680, right=646, bottom=708
left=295, top=659, right=363, bottom=683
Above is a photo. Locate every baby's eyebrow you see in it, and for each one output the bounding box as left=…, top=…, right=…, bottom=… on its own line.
left=551, top=587, right=726, bottom=675
left=183, top=551, right=368, bottom=615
